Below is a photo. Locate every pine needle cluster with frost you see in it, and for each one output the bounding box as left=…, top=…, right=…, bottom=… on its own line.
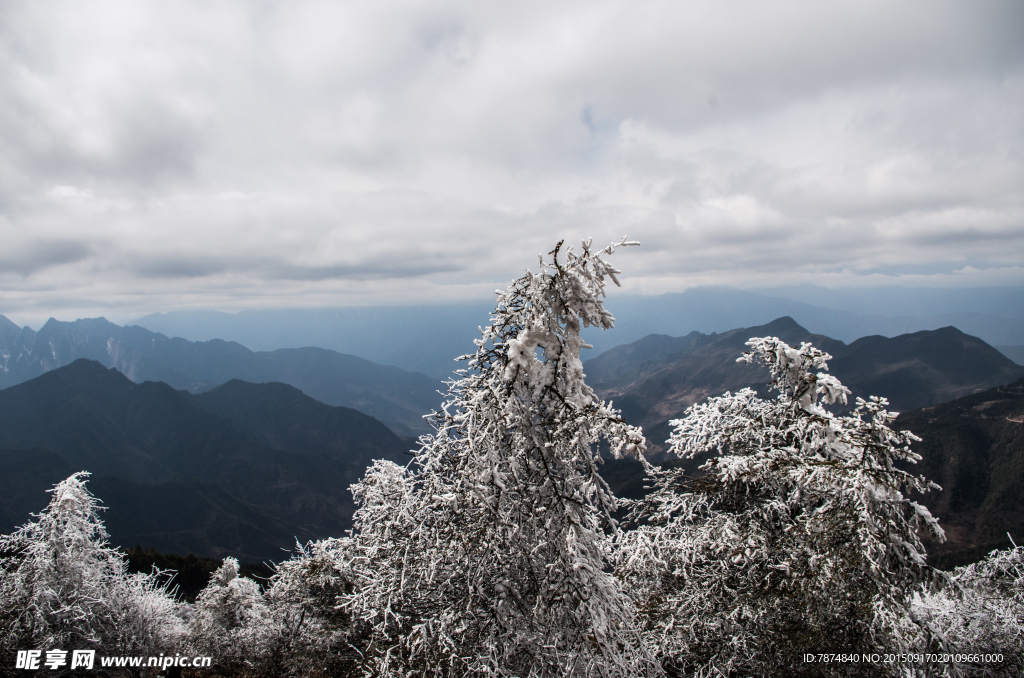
left=341, top=238, right=657, bottom=677
left=616, top=337, right=947, bottom=676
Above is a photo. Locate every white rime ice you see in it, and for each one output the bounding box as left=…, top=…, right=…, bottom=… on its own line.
left=913, top=536, right=1024, bottom=676
left=342, top=239, right=656, bottom=677
left=0, top=472, right=185, bottom=658
left=615, top=337, right=947, bottom=676
left=185, top=556, right=273, bottom=670
left=184, top=539, right=365, bottom=676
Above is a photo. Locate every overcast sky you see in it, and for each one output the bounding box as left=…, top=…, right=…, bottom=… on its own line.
left=1, top=0, right=1022, bottom=327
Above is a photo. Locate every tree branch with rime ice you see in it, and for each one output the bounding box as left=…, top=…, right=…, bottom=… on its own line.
left=0, top=473, right=185, bottom=661
left=616, top=336, right=947, bottom=677
left=341, top=237, right=657, bottom=677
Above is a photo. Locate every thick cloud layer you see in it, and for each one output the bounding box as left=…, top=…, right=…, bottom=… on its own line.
left=1, top=0, right=1022, bottom=326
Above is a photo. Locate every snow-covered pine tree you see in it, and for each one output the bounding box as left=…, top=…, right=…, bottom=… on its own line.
left=343, top=239, right=655, bottom=677
left=0, top=472, right=184, bottom=661
left=616, top=337, right=946, bottom=677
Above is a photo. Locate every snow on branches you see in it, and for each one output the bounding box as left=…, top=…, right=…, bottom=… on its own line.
left=185, top=557, right=272, bottom=671
left=616, top=337, right=946, bottom=676
left=184, top=539, right=364, bottom=677
left=0, top=473, right=184, bottom=658
left=913, top=537, right=1024, bottom=676
left=343, top=238, right=655, bottom=677
left=14, top=253, right=1017, bottom=677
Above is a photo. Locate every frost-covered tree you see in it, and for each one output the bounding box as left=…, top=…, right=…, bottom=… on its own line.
left=184, top=538, right=363, bottom=677
left=260, top=537, right=365, bottom=677
left=342, top=239, right=656, bottom=677
left=0, top=472, right=184, bottom=661
left=185, top=556, right=273, bottom=673
left=616, top=337, right=946, bottom=676
left=913, top=538, right=1024, bottom=676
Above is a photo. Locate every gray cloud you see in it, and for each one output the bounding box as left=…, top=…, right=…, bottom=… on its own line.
left=0, top=0, right=1021, bottom=325
left=265, top=259, right=465, bottom=282
left=0, top=238, right=92, bottom=276
left=127, top=254, right=231, bottom=280
left=125, top=248, right=464, bottom=282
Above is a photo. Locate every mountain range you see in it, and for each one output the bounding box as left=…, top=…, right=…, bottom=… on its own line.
left=1, top=316, right=1021, bottom=567
left=584, top=317, right=1024, bottom=457
left=128, top=285, right=1024, bottom=378
left=0, top=360, right=411, bottom=560
left=587, top=318, right=1024, bottom=564
left=0, top=314, right=442, bottom=436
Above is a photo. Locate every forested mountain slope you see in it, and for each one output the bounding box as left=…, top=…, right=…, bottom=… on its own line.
left=896, top=377, right=1024, bottom=565
left=0, top=315, right=442, bottom=435
left=0, top=360, right=411, bottom=560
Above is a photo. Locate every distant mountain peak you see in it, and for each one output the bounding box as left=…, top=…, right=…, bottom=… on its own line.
left=752, top=315, right=804, bottom=333
left=0, top=315, right=22, bottom=333
left=585, top=319, right=1024, bottom=443
left=35, top=357, right=135, bottom=388
left=0, top=315, right=443, bottom=437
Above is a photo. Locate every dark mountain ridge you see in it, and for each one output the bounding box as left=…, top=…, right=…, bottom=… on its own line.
left=0, top=360, right=412, bottom=560
left=0, top=314, right=442, bottom=435
left=587, top=317, right=1024, bottom=456
left=592, top=321, right=1024, bottom=565
left=192, top=379, right=408, bottom=468
left=5, top=319, right=1020, bottom=566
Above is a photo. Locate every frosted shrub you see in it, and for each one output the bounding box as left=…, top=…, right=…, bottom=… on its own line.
left=913, top=539, right=1024, bottom=676
left=342, top=239, right=657, bottom=677
left=616, top=337, right=946, bottom=676
left=185, top=556, right=274, bottom=673
left=261, top=537, right=364, bottom=676
left=0, top=472, right=184, bottom=659
left=187, top=539, right=362, bottom=677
